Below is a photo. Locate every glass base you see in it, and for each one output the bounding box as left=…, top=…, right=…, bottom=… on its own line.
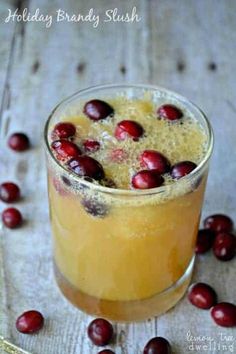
left=54, top=256, right=194, bottom=322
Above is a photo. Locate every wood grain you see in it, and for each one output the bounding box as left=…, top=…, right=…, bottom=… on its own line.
left=0, top=0, right=236, bottom=353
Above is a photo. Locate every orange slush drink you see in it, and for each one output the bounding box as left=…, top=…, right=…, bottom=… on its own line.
left=45, top=85, right=213, bottom=321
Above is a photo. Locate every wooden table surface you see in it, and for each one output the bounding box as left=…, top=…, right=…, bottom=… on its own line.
left=0, top=1, right=236, bottom=353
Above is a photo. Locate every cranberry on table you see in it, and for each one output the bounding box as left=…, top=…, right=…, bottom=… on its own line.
left=87, top=318, right=113, bottom=346
left=2, top=207, right=22, bottom=229
left=68, top=156, right=105, bottom=180
left=8, top=133, right=30, bottom=152
left=0, top=182, right=20, bottom=203
left=114, top=120, right=144, bottom=141
left=143, top=337, right=171, bottom=354
left=51, top=140, right=81, bottom=160
left=98, top=350, right=115, bottom=354
left=157, top=104, right=183, bottom=121
left=204, top=214, right=233, bottom=233
left=213, top=232, right=236, bottom=261
left=211, top=302, right=236, bottom=327
left=132, top=170, right=164, bottom=189
left=195, top=229, right=215, bottom=254
left=16, top=310, right=44, bottom=334
left=170, top=161, right=197, bottom=179
left=84, top=100, right=114, bottom=121
left=52, top=122, right=76, bottom=139
left=83, top=139, right=100, bottom=152
left=188, top=283, right=217, bottom=309
left=140, top=150, right=170, bottom=174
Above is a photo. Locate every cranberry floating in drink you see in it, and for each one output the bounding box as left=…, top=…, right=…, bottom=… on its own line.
left=211, top=303, right=236, bottom=327
left=157, top=104, right=183, bottom=121
left=87, top=318, right=114, bottom=346
left=98, top=350, right=115, bottom=354
left=68, top=156, right=105, bottom=180
left=170, top=161, right=197, bottom=179
left=8, top=132, right=30, bottom=151
left=188, top=283, right=217, bottom=309
left=83, top=139, right=100, bottom=152
left=204, top=214, right=233, bottom=233
left=84, top=99, right=114, bottom=120
left=132, top=170, right=164, bottom=189
left=52, top=122, right=76, bottom=139
left=140, top=150, right=170, bottom=174
left=45, top=85, right=213, bottom=321
left=16, top=310, right=44, bottom=334
left=0, top=182, right=20, bottom=203
left=115, top=120, right=144, bottom=141
left=51, top=140, right=81, bottom=160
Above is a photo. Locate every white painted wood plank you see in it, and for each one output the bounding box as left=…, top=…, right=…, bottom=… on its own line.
left=0, top=0, right=16, bottom=129
left=0, top=0, right=18, bottom=340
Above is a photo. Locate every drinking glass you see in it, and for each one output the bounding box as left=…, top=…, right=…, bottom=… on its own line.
left=44, top=84, right=213, bottom=321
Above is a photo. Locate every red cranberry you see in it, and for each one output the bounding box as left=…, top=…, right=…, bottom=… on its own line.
left=157, top=104, right=183, bottom=121
left=140, top=150, right=170, bottom=174
left=98, top=351, right=115, bottom=354
left=143, top=337, right=171, bottom=354
left=2, top=207, right=22, bottom=228
left=110, top=148, right=128, bottom=163
left=83, top=139, right=100, bottom=152
left=188, top=283, right=217, bottom=309
left=87, top=318, right=113, bottom=346
left=8, top=133, right=30, bottom=151
left=213, top=232, right=236, bottom=261
left=204, top=214, right=233, bottom=233
left=132, top=170, right=164, bottom=189
left=195, top=229, right=215, bottom=254
left=16, top=310, right=44, bottom=334
left=211, top=303, right=236, bottom=327
left=0, top=182, right=20, bottom=203
left=114, top=120, right=144, bottom=141
left=84, top=100, right=114, bottom=121
left=51, top=140, right=81, bottom=160
left=68, top=156, right=104, bottom=180
left=170, top=161, right=197, bottom=179
left=52, top=122, right=76, bottom=139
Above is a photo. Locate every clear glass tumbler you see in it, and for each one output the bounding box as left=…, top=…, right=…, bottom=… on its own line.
left=44, top=84, right=213, bottom=321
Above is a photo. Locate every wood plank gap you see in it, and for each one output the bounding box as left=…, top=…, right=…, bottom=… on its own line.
left=146, top=0, right=154, bottom=83
left=0, top=231, right=10, bottom=338
left=0, top=22, right=17, bottom=130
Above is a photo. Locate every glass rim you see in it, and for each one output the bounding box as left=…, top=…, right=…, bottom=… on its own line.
left=44, top=83, right=214, bottom=196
